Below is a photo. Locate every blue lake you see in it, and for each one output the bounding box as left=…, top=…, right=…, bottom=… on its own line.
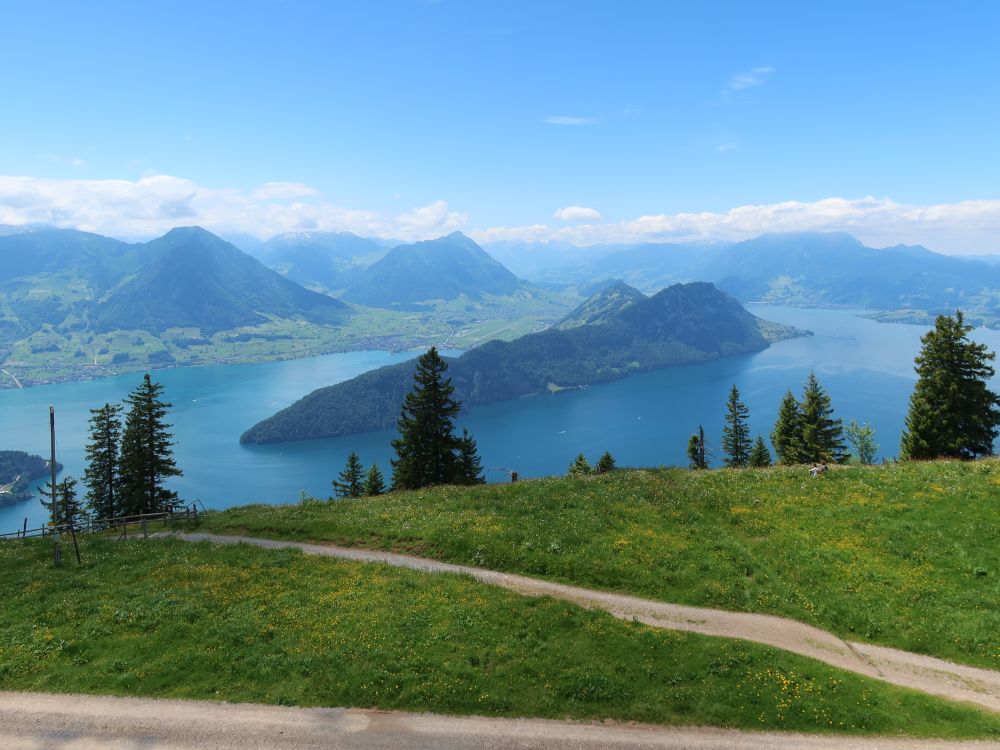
left=3, top=306, right=998, bottom=533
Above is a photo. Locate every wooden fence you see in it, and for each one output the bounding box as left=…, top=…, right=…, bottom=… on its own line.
left=0, top=505, right=199, bottom=541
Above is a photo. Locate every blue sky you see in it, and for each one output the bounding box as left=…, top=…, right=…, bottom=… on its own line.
left=2, top=1, right=999, bottom=250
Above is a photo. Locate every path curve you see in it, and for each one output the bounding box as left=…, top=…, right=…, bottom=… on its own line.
left=170, top=532, right=1000, bottom=714
left=1, top=368, right=22, bottom=389
left=3, top=691, right=999, bottom=750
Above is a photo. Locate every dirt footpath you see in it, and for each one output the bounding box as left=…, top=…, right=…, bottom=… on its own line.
left=3, top=691, right=1000, bottom=750
left=171, top=533, right=1000, bottom=714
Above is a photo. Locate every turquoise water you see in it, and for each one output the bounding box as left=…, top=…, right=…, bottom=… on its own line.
left=4, top=306, right=999, bottom=533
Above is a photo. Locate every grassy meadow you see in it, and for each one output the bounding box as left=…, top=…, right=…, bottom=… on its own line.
left=198, top=460, right=1000, bottom=671
left=2, top=535, right=999, bottom=737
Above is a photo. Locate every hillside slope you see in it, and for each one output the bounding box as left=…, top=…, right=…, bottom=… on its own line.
left=342, top=232, right=526, bottom=309
left=556, top=280, right=646, bottom=329
left=5, top=536, right=993, bottom=736
left=89, top=227, right=349, bottom=335
left=258, top=231, right=388, bottom=292
left=0, top=229, right=137, bottom=287
left=201, top=459, right=1000, bottom=673
left=242, top=282, right=795, bottom=443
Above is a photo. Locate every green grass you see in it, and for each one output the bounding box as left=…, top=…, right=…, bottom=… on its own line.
left=1, top=536, right=999, bottom=737
left=198, top=461, right=1000, bottom=671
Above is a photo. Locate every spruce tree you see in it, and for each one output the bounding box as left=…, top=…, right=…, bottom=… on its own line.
left=391, top=347, right=462, bottom=490
left=332, top=451, right=365, bottom=498
left=455, top=429, right=486, bottom=485
left=119, top=373, right=182, bottom=515
left=799, top=372, right=847, bottom=463
left=901, top=311, right=1000, bottom=459
left=83, top=403, right=123, bottom=519
left=568, top=453, right=592, bottom=475
left=749, top=435, right=772, bottom=468
left=721, top=384, right=752, bottom=468
left=595, top=451, right=617, bottom=473
left=771, top=389, right=804, bottom=465
left=687, top=425, right=708, bottom=469
left=40, top=476, right=85, bottom=527
left=364, top=463, right=385, bottom=496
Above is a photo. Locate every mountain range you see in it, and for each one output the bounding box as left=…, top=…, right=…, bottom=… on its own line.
left=0, top=227, right=350, bottom=340
left=241, top=281, right=799, bottom=444
left=0, top=226, right=571, bottom=386
left=90, top=228, right=350, bottom=335
left=500, top=232, right=1000, bottom=324
left=6, top=223, right=1000, bottom=390
left=253, top=231, right=389, bottom=294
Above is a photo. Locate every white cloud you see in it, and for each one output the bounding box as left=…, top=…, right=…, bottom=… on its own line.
left=714, top=142, right=737, bottom=154
left=553, top=206, right=603, bottom=222
left=3, top=173, right=1000, bottom=253
left=395, top=200, right=469, bottom=236
left=722, top=66, right=775, bottom=97
left=542, top=115, right=598, bottom=125
left=473, top=196, right=1000, bottom=254
left=250, top=182, right=318, bottom=200
left=0, top=174, right=463, bottom=242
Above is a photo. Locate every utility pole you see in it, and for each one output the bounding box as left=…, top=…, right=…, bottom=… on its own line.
left=50, top=405, right=61, bottom=567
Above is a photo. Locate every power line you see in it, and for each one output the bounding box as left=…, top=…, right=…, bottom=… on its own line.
left=0, top=421, right=48, bottom=434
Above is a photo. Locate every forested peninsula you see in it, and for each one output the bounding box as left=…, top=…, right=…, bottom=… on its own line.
left=0, top=450, right=59, bottom=506
left=242, top=282, right=805, bottom=444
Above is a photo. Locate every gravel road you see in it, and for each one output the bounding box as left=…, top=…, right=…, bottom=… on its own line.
left=3, top=691, right=999, bottom=750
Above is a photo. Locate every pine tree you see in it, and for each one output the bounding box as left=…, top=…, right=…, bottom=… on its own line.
left=687, top=425, right=708, bottom=469
left=83, top=403, right=123, bottom=520
left=749, top=435, right=772, bottom=468
left=901, top=311, right=1000, bottom=459
left=568, top=453, right=592, bottom=475
left=595, top=451, right=617, bottom=473
left=363, top=463, right=385, bottom=496
left=721, top=384, right=752, bottom=468
left=332, top=451, right=365, bottom=498
left=391, top=347, right=462, bottom=490
left=846, top=420, right=879, bottom=465
left=119, top=373, right=182, bottom=515
left=454, top=429, right=486, bottom=485
left=771, top=389, right=804, bottom=465
left=799, top=372, right=847, bottom=463
left=40, top=476, right=85, bottom=527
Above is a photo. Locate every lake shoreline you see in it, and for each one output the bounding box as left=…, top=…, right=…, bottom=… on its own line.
left=3, top=306, right=995, bottom=535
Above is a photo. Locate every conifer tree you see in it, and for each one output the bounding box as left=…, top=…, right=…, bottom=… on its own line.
left=455, top=429, right=486, bottom=485
left=83, top=403, right=123, bottom=519
left=391, top=347, right=462, bottom=489
left=749, top=435, right=772, bottom=468
left=595, top=451, right=617, bottom=473
left=332, top=451, right=365, bottom=498
left=721, top=384, right=752, bottom=468
left=771, top=389, right=804, bottom=465
left=687, top=425, right=708, bottom=469
left=799, top=372, right=847, bottom=463
left=364, top=463, right=385, bottom=496
left=568, top=453, right=592, bottom=475
left=901, top=311, right=1000, bottom=459
left=119, top=373, right=182, bottom=515
left=40, top=476, right=85, bottom=527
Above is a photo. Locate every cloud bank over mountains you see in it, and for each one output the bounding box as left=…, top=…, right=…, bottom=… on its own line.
left=1, top=173, right=999, bottom=253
